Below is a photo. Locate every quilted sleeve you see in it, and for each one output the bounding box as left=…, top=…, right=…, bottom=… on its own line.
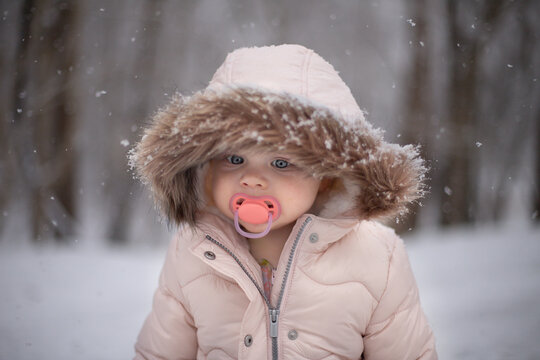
left=363, top=235, right=437, bottom=360
left=134, top=235, right=197, bottom=360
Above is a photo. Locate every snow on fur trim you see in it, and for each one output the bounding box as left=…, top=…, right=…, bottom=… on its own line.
left=130, top=86, right=427, bottom=225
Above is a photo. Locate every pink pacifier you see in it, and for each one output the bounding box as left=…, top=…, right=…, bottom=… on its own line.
left=229, top=193, right=281, bottom=239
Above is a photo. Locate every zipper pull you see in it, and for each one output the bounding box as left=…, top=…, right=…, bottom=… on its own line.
left=269, top=308, right=279, bottom=338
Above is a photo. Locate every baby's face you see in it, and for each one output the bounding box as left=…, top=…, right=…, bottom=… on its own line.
left=209, top=151, right=321, bottom=234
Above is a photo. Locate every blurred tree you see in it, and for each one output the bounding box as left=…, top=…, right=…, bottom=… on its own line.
left=397, top=0, right=431, bottom=232
left=535, top=112, right=540, bottom=223
left=439, top=0, right=480, bottom=225
left=449, top=0, right=539, bottom=224
left=438, top=0, right=510, bottom=226
left=9, top=0, right=78, bottom=242
left=483, top=0, right=540, bottom=222
left=105, top=0, right=165, bottom=243
left=532, top=111, right=540, bottom=224
left=0, top=1, right=26, bottom=235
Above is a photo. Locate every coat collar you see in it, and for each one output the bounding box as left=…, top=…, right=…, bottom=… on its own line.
left=297, top=214, right=359, bottom=254
left=187, top=211, right=360, bottom=302
left=192, top=210, right=359, bottom=255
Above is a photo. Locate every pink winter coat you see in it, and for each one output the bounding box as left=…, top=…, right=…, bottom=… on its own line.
left=131, top=44, right=437, bottom=359
left=134, top=212, right=436, bottom=359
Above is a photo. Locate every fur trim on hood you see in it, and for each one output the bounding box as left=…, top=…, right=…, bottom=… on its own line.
left=130, top=45, right=427, bottom=226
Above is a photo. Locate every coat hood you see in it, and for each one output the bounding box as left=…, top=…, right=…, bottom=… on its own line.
left=130, top=44, right=427, bottom=226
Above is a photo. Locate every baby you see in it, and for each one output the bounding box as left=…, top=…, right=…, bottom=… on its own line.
left=131, top=44, right=437, bottom=359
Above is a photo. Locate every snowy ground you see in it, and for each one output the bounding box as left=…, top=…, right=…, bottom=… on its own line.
left=1, top=225, right=539, bottom=360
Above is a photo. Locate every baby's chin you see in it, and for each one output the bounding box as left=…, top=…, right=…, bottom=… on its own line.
left=239, top=222, right=269, bottom=233
left=239, top=220, right=291, bottom=234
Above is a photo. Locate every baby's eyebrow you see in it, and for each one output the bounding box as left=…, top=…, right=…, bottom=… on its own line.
left=273, top=153, right=292, bottom=160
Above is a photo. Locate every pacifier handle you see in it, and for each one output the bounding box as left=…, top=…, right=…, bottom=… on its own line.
left=229, top=193, right=281, bottom=239
left=234, top=211, right=273, bottom=239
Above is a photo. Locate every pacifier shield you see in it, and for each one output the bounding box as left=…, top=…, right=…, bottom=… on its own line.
left=238, top=202, right=269, bottom=224
left=229, top=193, right=281, bottom=225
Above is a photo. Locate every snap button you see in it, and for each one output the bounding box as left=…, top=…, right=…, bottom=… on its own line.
left=244, top=334, right=253, bottom=347
left=309, top=233, right=319, bottom=243
left=204, top=251, right=216, bottom=260
left=288, top=329, right=298, bottom=340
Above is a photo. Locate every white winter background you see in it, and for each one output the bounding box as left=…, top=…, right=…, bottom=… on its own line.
left=1, top=1, right=539, bottom=359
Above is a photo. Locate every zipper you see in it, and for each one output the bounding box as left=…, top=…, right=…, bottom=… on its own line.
left=205, top=216, right=312, bottom=360
left=269, top=308, right=279, bottom=337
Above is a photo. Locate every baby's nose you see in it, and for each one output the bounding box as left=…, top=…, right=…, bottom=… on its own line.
left=240, top=173, right=268, bottom=189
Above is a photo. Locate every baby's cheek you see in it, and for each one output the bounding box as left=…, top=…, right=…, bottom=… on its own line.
left=214, top=177, right=239, bottom=218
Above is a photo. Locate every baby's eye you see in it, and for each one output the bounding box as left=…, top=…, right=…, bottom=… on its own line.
left=272, top=159, right=289, bottom=169
left=226, top=155, right=244, bottom=165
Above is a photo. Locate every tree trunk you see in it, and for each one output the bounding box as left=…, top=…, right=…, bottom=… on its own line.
left=7, top=0, right=35, bottom=242
left=1, top=1, right=31, bottom=237
left=439, top=0, right=475, bottom=225
left=106, top=0, right=165, bottom=244
left=396, top=0, right=431, bottom=233
left=10, top=0, right=78, bottom=242
left=492, top=5, right=537, bottom=221
left=534, top=109, right=540, bottom=223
